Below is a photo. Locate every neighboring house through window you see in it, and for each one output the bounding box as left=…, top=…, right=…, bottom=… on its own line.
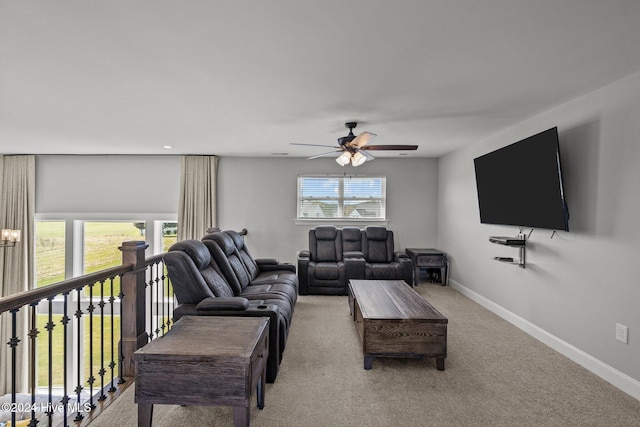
left=297, top=175, right=386, bottom=220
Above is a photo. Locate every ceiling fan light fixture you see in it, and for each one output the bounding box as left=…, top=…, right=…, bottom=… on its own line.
left=336, top=151, right=351, bottom=166
left=351, top=151, right=367, bottom=166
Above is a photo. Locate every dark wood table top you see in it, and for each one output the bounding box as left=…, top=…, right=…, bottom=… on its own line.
left=349, top=279, right=447, bottom=322
left=134, top=316, right=269, bottom=362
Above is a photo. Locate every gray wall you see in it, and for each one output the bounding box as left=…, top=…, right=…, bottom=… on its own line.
left=35, top=154, right=439, bottom=264
left=437, top=71, right=640, bottom=387
left=36, top=155, right=181, bottom=215
left=217, top=157, right=439, bottom=264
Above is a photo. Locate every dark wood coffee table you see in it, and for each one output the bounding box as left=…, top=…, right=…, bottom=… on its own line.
left=348, top=279, right=448, bottom=370
left=134, top=316, right=269, bottom=427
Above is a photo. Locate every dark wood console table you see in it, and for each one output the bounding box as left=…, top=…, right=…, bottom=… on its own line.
left=405, top=248, right=448, bottom=286
left=134, top=316, right=269, bottom=427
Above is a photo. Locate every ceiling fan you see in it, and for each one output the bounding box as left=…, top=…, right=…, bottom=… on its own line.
left=291, top=122, right=418, bottom=167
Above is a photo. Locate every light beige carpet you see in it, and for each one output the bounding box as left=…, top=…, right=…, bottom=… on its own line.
left=88, top=283, right=640, bottom=426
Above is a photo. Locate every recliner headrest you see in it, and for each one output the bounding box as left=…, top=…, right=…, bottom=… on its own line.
left=342, top=227, right=361, bottom=241
left=364, top=226, right=388, bottom=241
left=203, top=232, right=236, bottom=256
left=168, top=240, right=211, bottom=271
left=314, top=226, right=338, bottom=240
left=224, top=230, right=244, bottom=250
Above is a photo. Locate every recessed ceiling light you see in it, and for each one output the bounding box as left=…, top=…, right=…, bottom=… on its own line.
left=163, top=145, right=173, bottom=149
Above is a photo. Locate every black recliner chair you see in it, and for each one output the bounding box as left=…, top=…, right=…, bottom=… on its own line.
left=202, top=231, right=297, bottom=312
left=223, top=230, right=298, bottom=290
left=164, top=239, right=289, bottom=382
left=297, top=226, right=347, bottom=295
left=361, top=226, right=413, bottom=285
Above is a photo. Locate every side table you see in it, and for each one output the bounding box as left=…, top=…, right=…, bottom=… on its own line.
left=134, top=316, right=269, bottom=427
left=405, top=248, right=448, bottom=286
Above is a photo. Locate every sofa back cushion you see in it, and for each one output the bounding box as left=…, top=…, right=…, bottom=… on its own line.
left=362, top=226, right=394, bottom=263
left=203, top=232, right=252, bottom=294
left=224, top=230, right=259, bottom=280
left=342, top=227, right=362, bottom=253
left=310, top=226, right=342, bottom=262
left=165, top=240, right=234, bottom=304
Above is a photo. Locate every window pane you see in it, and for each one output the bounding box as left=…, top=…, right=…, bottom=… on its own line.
left=344, top=200, right=384, bottom=218
left=344, top=178, right=383, bottom=198
left=84, top=222, right=143, bottom=274
left=162, top=221, right=178, bottom=252
left=300, top=177, right=339, bottom=198
left=299, top=200, right=338, bottom=218
left=35, top=221, right=66, bottom=287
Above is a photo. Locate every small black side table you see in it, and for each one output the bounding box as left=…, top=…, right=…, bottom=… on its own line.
left=405, top=248, right=448, bottom=286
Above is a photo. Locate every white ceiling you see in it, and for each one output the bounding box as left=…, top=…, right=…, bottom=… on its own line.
left=1, top=1, right=640, bottom=158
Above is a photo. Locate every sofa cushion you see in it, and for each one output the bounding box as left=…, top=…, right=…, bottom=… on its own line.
left=314, top=263, right=341, bottom=280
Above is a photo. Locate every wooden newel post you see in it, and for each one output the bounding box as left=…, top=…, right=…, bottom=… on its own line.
left=119, top=240, right=149, bottom=378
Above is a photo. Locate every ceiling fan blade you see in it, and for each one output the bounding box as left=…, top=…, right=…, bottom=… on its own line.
left=361, top=145, right=418, bottom=151
left=348, top=131, right=377, bottom=148
left=291, top=143, right=341, bottom=148
left=361, top=150, right=375, bottom=161
left=307, top=150, right=342, bottom=160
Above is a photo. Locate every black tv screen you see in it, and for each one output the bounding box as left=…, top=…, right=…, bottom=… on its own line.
left=473, top=127, right=569, bottom=231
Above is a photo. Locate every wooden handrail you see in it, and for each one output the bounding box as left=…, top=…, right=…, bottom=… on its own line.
left=0, top=264, right=133, bottom=314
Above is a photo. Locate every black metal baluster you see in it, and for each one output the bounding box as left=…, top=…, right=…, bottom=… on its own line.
left=61, top=291, right=70, bottom=427
left=159, top=263, right=166, bottom=336
left=98, top=279, right=107, bottom=400
left=8, top=309, right=20, bottom=427
left=167, top=264, right=174, bottom=331
left=87, top=282, right=96, bottom=411
left=45, top=297, right=56, bottom=426
left=74, top=287, right=84, bottom=422
left=28, top=303, right=39, bottom=426
left=154, top=264, right=160, bottom=339
left=117, top=275, right=125, bottom=385
left=146, top=270, right=153, bottom=341
left=109, top=276, right=118, bottom=390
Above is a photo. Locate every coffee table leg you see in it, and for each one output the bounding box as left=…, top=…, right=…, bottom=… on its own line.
left=364, top=355, right=374, bottom=370
left=257, top=373, right=265, bottom=410
left=233, top=405, right=250, bottom=427
left=436, top=357, right=445, bottom=371
left=138, top=403, right=153, bottom=427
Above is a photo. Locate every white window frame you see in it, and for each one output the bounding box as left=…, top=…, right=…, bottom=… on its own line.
left=33, top=215, right=177, bottom=392
left=296, top=175, right=387, bottom=224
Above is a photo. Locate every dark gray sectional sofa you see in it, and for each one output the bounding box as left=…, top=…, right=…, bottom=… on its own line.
left=297, top=225, right=413, bottom=295
left=163, top=230, right=297, bottom=383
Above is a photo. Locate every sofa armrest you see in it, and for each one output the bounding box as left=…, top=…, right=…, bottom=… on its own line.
left=344, top=257, right=365, bottom=281
left=256, top=258, right=279, bottom=266
left=196, top=297, right=251, bottom=311
left=258, top=262, right=296, bottom=273
left=395, top=253, right=414, bottom=286
left=297, top=251, right=311, bottom=295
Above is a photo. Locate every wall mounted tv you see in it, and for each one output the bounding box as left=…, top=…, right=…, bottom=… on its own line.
left=473, top=127, right=569, bottom=231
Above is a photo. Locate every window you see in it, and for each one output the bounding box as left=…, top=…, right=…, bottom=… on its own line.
left=297, top=175, right=386, bottom=220
left=35, top=221, right=66, bottom=287
left=34, top=218, right=177, bottom=389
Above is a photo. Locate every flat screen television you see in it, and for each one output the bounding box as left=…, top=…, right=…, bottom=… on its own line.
left=473, top=127, right=569, bottom=231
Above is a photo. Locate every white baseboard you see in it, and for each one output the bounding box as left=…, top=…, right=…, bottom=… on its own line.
left=449, top=279, right=640, bottom=401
